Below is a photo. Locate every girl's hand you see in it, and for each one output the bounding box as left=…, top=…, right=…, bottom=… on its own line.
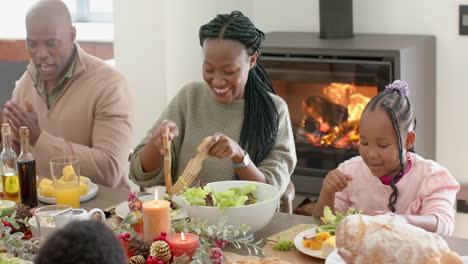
left=322, top=169, right=353, bottom=193
left=203, top=132, right=244, bottom=162
left=150, top=120, right=179, bottom=155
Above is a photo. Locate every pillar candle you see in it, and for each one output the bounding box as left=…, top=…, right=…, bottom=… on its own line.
left=142, top=190, right=171, bottom=242
left=167, top=232, right=200, bottom=259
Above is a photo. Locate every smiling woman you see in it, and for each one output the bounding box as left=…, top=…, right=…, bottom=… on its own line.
left=129, top=11, right=297, bottom=197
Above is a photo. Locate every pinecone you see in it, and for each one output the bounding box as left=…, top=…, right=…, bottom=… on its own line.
left=14, top=204, right=32, bottom=234
left=129, top=238, right=151, bottom=258
left=128, top=255, right=146, bottom=264
left=150, top=240, right=171, bottom=263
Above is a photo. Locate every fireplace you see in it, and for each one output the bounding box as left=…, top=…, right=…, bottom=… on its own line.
left=262, top=32, right=436, bottom=195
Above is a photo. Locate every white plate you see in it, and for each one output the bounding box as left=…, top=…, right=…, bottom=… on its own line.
left=115, top=194, right=187, bottom=220
left=294, top=228, right=327, bottom=260
left=325, top=249, right=344, bottom=264
left=37, top=183, right=99, bottom=204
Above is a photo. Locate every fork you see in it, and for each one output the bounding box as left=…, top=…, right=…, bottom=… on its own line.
left=162, top=126, right=173, bottom=193
left=169, top=136, right=212, bottom=195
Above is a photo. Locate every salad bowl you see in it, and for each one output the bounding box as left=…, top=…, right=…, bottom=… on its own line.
left=182, top=180, right=281, bottom=233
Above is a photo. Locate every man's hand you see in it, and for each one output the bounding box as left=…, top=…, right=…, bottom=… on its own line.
left=3, top=99, right=41, bottom=146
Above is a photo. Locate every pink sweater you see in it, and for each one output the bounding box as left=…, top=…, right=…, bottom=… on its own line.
left=335, top=152, right=460, bottom=236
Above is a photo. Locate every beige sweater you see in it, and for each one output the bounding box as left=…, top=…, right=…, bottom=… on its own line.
left=12, top=45, right=133, bottom=188
left=130, top=82, right=296, bottom=195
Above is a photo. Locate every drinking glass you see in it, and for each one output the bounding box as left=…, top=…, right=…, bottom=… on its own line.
left=50, top=156, right=80, bottom=208
left=35, top=205, right=73, bottom=242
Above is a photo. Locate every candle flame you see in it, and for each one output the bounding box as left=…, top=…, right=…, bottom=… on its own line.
left=154, top=189, right=158, bottom=201
left=181, top=231, right=185, bottom=241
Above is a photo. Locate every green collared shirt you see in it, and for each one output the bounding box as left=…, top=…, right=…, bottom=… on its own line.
left=34, top=53, right=77, bottom=109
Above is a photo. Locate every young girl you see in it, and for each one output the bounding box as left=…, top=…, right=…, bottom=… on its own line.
left=312, top=80, right=460, bottom=236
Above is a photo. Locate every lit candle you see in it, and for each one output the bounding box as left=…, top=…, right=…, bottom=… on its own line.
left=0, top=200, right=16, bottom=217
left=167, top=231, right=200, bottom=259
left=142, top=189, right=171, bottom=242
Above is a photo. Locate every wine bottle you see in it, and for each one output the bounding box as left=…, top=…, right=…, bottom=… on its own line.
left=17, top=126, right=37, bottom=207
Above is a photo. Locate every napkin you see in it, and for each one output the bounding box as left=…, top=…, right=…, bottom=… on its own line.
left=266, top=224, right=317, bottom=243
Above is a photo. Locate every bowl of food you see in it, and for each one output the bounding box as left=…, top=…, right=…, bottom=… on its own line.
left=182, top=180, right=281, bottom=233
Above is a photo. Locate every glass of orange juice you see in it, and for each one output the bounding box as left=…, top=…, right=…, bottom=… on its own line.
left=50, top=156, right=80, bottom=208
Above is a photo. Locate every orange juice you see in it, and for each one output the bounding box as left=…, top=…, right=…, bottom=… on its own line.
left=55, top=183, right=80, bottom=208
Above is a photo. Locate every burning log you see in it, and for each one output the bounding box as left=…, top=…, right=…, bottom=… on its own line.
left=302, top=96, right=348, bottom=132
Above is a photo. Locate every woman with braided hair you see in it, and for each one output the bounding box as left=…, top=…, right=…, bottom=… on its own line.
left=312, top=80, right=459, bottom=236
left=129, top=11, right=296, bottom=196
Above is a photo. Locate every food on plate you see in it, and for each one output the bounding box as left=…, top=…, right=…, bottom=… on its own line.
left=62, top=164, right=77, bottom=181
left=336, top=214, right=463, bottom=264
left=302, top=231, right=331, bottom=250
left=316, top=206, right=360, bottom=235
left=320, top=235, right=336, bottom=257
left=183, top=183, right=260, bottom=210
left=38, top=179, right=55, bottom=197
left=38, top=176, right=93, bottom=198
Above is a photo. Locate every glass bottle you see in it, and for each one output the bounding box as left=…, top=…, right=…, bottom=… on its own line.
left=1, top=123, right=20, bottom=203
left=17, top=126, right=37, bottom=207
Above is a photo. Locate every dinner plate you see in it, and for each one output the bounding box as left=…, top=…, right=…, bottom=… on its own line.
left=324, top=249, right=344, bottom=264
left=293, top=228, right=327, bottom=260
left=37, top=183, right=99, bottom=204
left=115, top=194, right=188, bottom=220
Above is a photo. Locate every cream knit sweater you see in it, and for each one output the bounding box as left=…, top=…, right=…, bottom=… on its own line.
left=12, top=44, right=133, bottom=188
left=130, top=82, right=296, bottom=195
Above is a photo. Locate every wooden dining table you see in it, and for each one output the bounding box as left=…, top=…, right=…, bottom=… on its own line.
left=42, top=185, right=468, bottom=263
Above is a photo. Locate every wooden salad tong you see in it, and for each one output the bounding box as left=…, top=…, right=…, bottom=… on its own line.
left=167, top=136, right=212, bottom=195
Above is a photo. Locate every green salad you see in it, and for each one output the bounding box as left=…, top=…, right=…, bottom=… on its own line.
left=316, top=206, right=361, bottom=235
left=182, top=183, right=259, bottom=211
left=163, top=196, right=182, bottom=217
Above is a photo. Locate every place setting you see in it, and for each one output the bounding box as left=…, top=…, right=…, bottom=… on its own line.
left=113, top=186, right=188, bottom=221
left=37, top=156, right=99, bottom=207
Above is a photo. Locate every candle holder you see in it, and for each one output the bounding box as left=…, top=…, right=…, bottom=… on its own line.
left=167, top=232, right=200, bottom=260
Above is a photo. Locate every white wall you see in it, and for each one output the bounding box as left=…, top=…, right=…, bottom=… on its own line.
left=113, top=0, right=252, bottom=145
left=114, top=0, right=468, bottom=183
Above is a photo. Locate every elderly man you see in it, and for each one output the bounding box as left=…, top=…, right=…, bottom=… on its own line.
left=2, top=0, right=133, bottom=188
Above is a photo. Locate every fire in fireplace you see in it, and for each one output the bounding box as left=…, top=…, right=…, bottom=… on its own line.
left=261, top=32, right=436, bottom=196
left=295, top=82, right=372, bottom=149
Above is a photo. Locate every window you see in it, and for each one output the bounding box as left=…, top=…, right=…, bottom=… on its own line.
left=63, top=0, right=113, bottom=23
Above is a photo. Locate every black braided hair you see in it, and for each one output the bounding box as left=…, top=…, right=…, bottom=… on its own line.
left=199, top=11, right=279, bottom=164
left=363, top=80, right=416, bottom=212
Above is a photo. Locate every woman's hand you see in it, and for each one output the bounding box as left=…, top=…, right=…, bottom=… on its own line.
left=322, top=169, right=353, bottom=194
left=150, top=120, right=179, bottom=155
left=203, top=132, right=244, bottom=162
